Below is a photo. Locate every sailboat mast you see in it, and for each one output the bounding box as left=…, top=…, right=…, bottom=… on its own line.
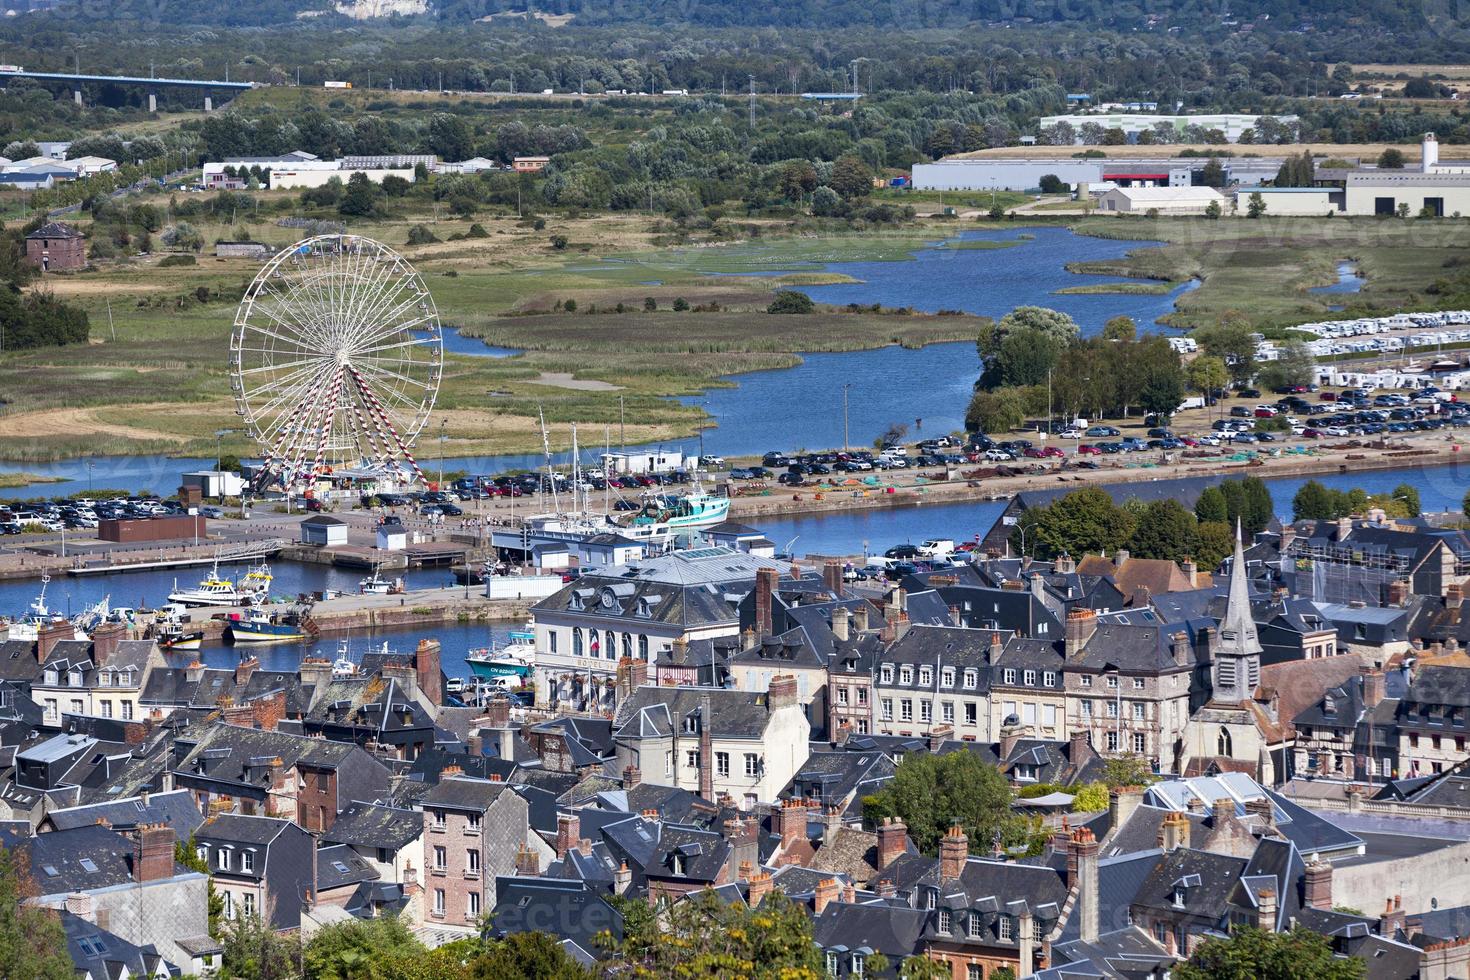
left=538, top=405, right=562, bottom=516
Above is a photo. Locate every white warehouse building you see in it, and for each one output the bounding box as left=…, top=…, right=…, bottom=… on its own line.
left=1037, top=112, right=1298, bottom=143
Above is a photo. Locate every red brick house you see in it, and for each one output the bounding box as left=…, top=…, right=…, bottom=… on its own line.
left=24, top=221, right=86, bottom=272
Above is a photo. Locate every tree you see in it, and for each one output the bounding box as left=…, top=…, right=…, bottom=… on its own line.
left=1293, top=479, right=1342, bottom=521
left=1102, top=316, right=1137, bottom=342
left=1196, top=315, right=1257, bottom=386
left=1378, top=147, right=1406, bottom=169
left=1204, top=199, right=1223, bottom=219
left=1186, top=355, right=1229, bottom=399
left=338, top=171, right=378, bottom=217
left=549, top=234, right=569, bottom=250
left=1246, top=192, right=1267, bottom=219
left=1038, top=174, right=1067, bottom=194
left=220, top=912, right=301, bottom=980
left=0, top=847, right=72, bottom=980
left=828, top=154, right=873, bottom=199
left=1176, top=926, right=1364, bottom=980
left=1071, top=782, right=1109, bottom=812
left=965, top=388, right=1027, bottom=434
left=1017, top=486, right=1136, bottom=561
left=607, top=889, right=822, bottom=978
left=1196, top=520, right=1236, bottom=569
left=427, top=113, right=475, bottom=162
left=672, top=297, right=690, bottom=311
left=470, top=932, right=590, bottom=979
left=1392, top=483, right=1421, bottom=517
left=1139, top=369, right=1186, bottom=420
left=1240, top=477, right=1273, bottom=535
left=994, top=327, right=1066, bottom=387
left=1127, top=500, right=1199, bottom=563
left=1100, top=755, right=1158, bottom=787
left=1200, top=158, right=1225, bottom=188
left=1195, top=486, right=1228, bottom=524
left=304, top=916, right=427, bottom=979
left=643, top=296, right=657, bottom=311
left=811, top=186, right=843, bottom=216
left=768, top=290, right=815, bottom=314
left=862, top=750, right=1023, bottom=854
left=406, top=225, right=439, bottom=246
left=1256, top=339, right=1315, bottom=391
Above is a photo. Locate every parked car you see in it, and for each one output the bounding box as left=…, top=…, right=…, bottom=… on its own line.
left=1077, top=444, right=1103, bottom=455
left=1085, top=425, right=1120, bottom=437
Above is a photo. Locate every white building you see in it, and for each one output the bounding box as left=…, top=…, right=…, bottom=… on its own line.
left=1232, top=186, right=1336, bottom=216
left=1038, top=112, right=1297, bottom=143
left=268, top=167, right=416, bottom=190
left=1096, top=185, right=1225, bottom=214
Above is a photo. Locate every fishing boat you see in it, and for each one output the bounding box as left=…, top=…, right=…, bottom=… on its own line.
left=158, top=625, right=204, bottom=651
left=359, top=565, right=392, bottom=595
left=168, top=560, right=273, bottom=607
left=466, top=626, right=536, bottom=684
left=2, top=574, right=75, bottom=642
left=331, top=639, right=358, bottom=677
left=623, top=490, right=730, bottom=532
left=229, top=608, right=309, bottom=643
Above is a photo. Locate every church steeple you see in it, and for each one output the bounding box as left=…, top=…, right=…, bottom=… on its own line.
left=1214, top=520, right=1262, bottom=703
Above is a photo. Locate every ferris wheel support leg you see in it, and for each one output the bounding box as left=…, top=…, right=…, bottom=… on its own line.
left=311, top=367, right=348, bottom=476
left=348, top=366, right=431, bottom=487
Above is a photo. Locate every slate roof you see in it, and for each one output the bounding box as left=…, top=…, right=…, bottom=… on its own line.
left=197, top=812, right=292, bottom=848
left=811, top=902, right=929, bottom=959
left=493, top=876, right=624, bottom=954
left=613, top=686, right=780, bottom=740
left=646, top=823, right=729, bottom=883
left=26, top=221, right=82, bottom=239
left=58, top=909, right=169, bottom=980
left=1059, top=850, right=1164, bottom=943
left=1071, top=620, right=1193, bottom=674
left=316, top=844, right=379, bottom=891
left=1131, top=846, right=1248, bottom=923
left=422, top=775, right=513, bottom=812
left=44, top=789, right=202, bottom=836
left=322, top=801, right=422, bottom=850
left=23, top=824, right=184, bottom=895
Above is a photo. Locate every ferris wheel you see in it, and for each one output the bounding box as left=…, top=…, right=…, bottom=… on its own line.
left=230, top=234, right=443, bottom=492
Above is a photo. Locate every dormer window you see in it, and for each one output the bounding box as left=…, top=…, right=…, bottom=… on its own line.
left=69, top=670, right=83, bottom=687
left=900, top=666, right=914, bottom=686
left=968, top=910, right=981, bottom=936
left=998, top=915, right=1012, bottom=940
left=919, top=666, right=933, bottom=687
left=941, top=667, right=955, bottom=688
left=99, top=671, right=111, bottom=688
left=684, top=713, right=699, bottom=734
left=1004, top=669, right=1016, bottom=685
left=963, top=669, right=977, bottom=689
left=1172, top=887, right=1187, bottom=908
left=937, top=908, right=952, bottom=934
left=44, top=670, right=57, bottom=686
left=880, top=666, right=894, bottom=685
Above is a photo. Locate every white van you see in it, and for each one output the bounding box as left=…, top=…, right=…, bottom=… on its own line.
left=918, top=539, right=956, bottom=558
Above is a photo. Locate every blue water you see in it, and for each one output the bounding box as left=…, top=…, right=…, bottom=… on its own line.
left=1309, top=261, right=1365, bottom=295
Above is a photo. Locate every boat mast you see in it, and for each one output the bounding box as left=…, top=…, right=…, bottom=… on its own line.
left=538, top=405, right=562, bottom=516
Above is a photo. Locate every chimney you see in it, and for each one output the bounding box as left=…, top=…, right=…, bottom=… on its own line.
left=415, top=638, right=442, bottom=706
left=1130, top=585, right=1151, bottom=608
left=514, top=845, right=539, bottom=876
left=1257, top=888, right=1278, bottom=932
left=221, top=704, right=255, bottom=728
left=1030, top=573, right=1047, bottom=602
left=832, top=606, right=850, bottom=642
left=823, top=804, right=842, bottom=846
left=927, top=724, right=954, bottom=752
left=1380, top=895, right=1406, bottom=938
left=990, top=632, right=1003, bottom=661
left=1065, top=608, right=1098, bottom=658
left=1000, top=720, right=1024, bottom=761
left=877, top=817, right=908, bottom=868
left=1109, top=786, right=1142, bottom=831
left=1336, top=516, right=1353, bottom=541
left=1019, top=908, right=1036, bottom=976
left=823, top=561, right=844, bottom=598
left=852, top=602, right=870, bottom=633
left=1361, top=666, right=1385, bottom=709
left=1114, top=549, right=1129, bottom=568
left=737, top=859, right=753, bottom=882
left=467, top=730, right=484, bottom=757
left=1303, top=859, right=1333, bottom=910
left=133, top=823, right=175, bottom=883
left=1447, top=583, right=1463, bottom=610
left=776, top=799, right=808, bottom=848
left=90, top=621, right=126, bottom=662
left=1070, top=728, right=1090, bottom=762
left=814, top=877, right=840, bottom=915
left=1181, top=557, right=1199, bottom=589
left=939, top=824, right=968, bottom=880
left=297, top=658, right=333, bottom=708
left=555, top=812, right=579, bottom=859
left=885, top=588, right=906, bottom=625
left=578, top=837, right=593, bottom=857
left=380, top=662, right=418, bottom=702
left=613, top=861, right=632, bottom=895
left=755, top=567, right=779, bottom=638
left=1172, top=631, right=1192, bottom=666
left=64, top=891, right=94, bottom=920
left=1388, top=580, right=1410, bottom=608
left=841, top=880, right=856, bottom=904
left=876, top=878, right=897, bottom=899
left=233, top=654, right=259, bottom=687
left=483, top=695, right=511, bottom=730
left=698, top=695, right=713, bottom=800
left=306, top=836, right=319, bottom=910
left=1158, top=811, right=1190, bottom=851
left=37, top=619, right=74, bottom=662
left=1066, top=828, right=1100, bottom=944
left=1055, top=554, right=1076, bottom=574
left=768, top=674, right=799, bottom=711
left=1280, top=522, right=1296, bottom=552
left=1211, top=796, right=1235, bottom=826
left=623, top=765, right=642, bottom=787
left=498, top=725, right=517, bottom=763
left=747, top=871, right=773, bottom=907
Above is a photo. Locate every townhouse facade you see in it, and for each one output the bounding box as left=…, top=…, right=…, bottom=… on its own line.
left=420, top=773, right=530, bottom=930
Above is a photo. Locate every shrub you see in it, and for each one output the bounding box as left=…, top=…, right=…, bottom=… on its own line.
left=406, top=225, right=439, bottom=246
left=767, top=290, right=815, bottom=314
left=158, top=255, right=196, bottom=267
left=672, top=297, right=690, bottom=311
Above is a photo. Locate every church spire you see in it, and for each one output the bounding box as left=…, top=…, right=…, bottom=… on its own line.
left=1214, top=519, right=1262, bottom=703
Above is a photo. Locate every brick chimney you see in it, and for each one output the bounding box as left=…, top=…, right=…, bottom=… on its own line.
left=754, top=567, right=779, bottom=638
left=927, top=724, right=954, bottom=752
left=853, top=601, right=870, bottom=633
left=38, top=619, right=74, bottom=662
left=746, top=871, right=773, bottom=907
left=623, top=765, right=641, bottom=787
left=234, top=654, right=259, bottom=687
left=1245, top=797, right=1275, bottom=831
left=876, top=878, right=896, bottom=899
left=617, top=656, right=649, bottom=703
left=514, top=845, right=539, bottom=876
left=1158, top=811, right=1190, bottom=851
left=990, top=632, right=1004, bottom=661
left=1388, top=579, right=1410, bottom=607
left=1181, top=557, right=1199, bottom=589
left=64, top=891, right=94, bottom=920
left=555, top=812, right=579, bottom=859
left=1257, top=888, right=1278, bottom=932
left=133, top=823, right=176, bottom=883
left=822, top=561, right=844, bottom=598
left=939, top=824, right=968, bottom=881
left=698, top=695, right=713, bottom=800
left=1304, top=859, right=1333, bottom=910
left=1000, top=720, right=1024, bottom=761
left=1069, top=728, right=1090, bottom=761
left=1380, top=895, right=1405, bottom=937
left=813, top=877, right=840, bottom=915
left=90, top=621, right=126, bottom=663
left=1211, top=796, right=1235, bottom=826
left=768, top=675, right=799, bottom=711
left=614, top=861, right=632, bottom=895
left=1447, top=583, right=1464, bottom=611
left=776, top=799, right=808, bottom=848
left=877, top=817, right=908, bottom=868
left=1066, top=828, right=1100, bottom=944
left=823, top=804, right=842, bottom=846
left=1065, top=608, right=1098, bottom=658
left=415, top=639, right=442, bottom=706
left=831, top=606, right=850, bottom=642
left=1361, top=665, right=1385, bottom=709
left=483, top=695, right=511, bottom=729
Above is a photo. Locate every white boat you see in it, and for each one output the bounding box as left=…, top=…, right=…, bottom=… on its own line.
left=331, top=639, right=357, bottom=676
left=168, top=560, right=273, bottom=608
left=3, top=574, right=75, bottom=642
left=466, top=627, right=536, bottom=684
left=359, top=566, right=392, bottom=595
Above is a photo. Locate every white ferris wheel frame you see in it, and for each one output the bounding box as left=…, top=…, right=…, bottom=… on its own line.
left=229, top=234, right=443, bottom=491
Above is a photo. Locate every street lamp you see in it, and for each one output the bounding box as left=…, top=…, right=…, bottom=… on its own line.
left=86, top=460, right=94, bottom=496
left=842, top=383, right=852, bottom=452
